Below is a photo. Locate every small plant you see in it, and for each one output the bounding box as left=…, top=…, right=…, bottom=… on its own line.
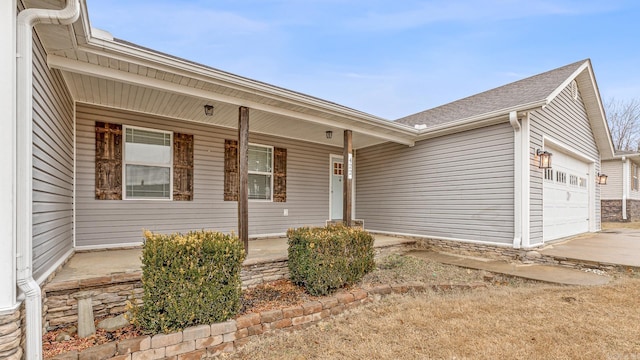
left=131, top=230, right=245, bottom=334
left=287, top=224, right=375, bottom=296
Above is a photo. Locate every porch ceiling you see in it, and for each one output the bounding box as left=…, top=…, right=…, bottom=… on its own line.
left=59, top=70, right=394, bottom=148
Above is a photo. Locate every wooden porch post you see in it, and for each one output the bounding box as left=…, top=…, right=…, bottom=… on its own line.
left=238, top=106, right=249, bottom=253
left=343, top=130, right=352, bottom=227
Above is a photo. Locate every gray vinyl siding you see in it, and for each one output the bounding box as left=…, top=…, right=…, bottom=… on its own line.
left=75, top=104, right=339, bottom=247
left=600, top=160, right=622, bottom=200
left=32, top=31, right=75, bottom=281
left=529, top=84, right=600, bottom=245
left=356, top=123, right=515, bottom=244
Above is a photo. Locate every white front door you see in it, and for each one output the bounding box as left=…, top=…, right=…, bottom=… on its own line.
left=543, top=149, right=590, bottom=242
left=331, top=158, right=343, bottom=220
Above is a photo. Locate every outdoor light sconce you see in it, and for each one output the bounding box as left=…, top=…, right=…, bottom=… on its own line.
left=536, top=149, right=552, bottom=169
left=326, top=130, right=333, bottom=139
left=203, top=104, right=214, bottom=116
left=597, top=173, right=608, bottom=185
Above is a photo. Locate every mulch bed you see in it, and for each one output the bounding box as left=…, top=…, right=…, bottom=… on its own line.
left=43, top=279, right=316, bottom=359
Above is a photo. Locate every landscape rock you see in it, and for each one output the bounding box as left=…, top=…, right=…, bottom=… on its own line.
left=97, top=314, right=130, bottom=332
left=55, top=332, right=71, bottom=342
left=525, top=251, right=542, bottom=259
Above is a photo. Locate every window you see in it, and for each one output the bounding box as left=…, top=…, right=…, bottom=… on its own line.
left=579, top=177, right=587, bottom=188
left=544, top=168, right=554, bottom=181
left=248, top=144, right=273, bottom=200
left=555, top=171, right=566, bottom=184
left=123, top=126, right=172, bottom=199
left=633, top=163, right=639, bottom=191
left=569, top=174, right=578, bottom=187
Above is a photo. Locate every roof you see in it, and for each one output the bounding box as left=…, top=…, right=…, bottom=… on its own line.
left=396, top=60, right=587, bottom=128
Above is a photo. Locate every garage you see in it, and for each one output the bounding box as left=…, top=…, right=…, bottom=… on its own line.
left=543, top=148, right=590, bottom=242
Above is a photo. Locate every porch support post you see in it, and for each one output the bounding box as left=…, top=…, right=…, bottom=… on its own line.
left=343, top=130, right=353, bottom=226
left=238, top=106, right=249, bottom=253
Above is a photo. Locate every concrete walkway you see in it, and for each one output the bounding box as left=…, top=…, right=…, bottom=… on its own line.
left=539, top=228, right=640, bottom=268
left=407, top=251, right=610, bottom=286
left=48, top=235, right=415, bottom=286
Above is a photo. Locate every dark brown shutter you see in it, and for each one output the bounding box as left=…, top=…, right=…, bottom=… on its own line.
left=273, top=147, right=287, bottom=202
left=95, top=122, right=122, bottom=200
left=173, top=133, right=194, bottom=201
left=224, top=139, right=239, bottom=201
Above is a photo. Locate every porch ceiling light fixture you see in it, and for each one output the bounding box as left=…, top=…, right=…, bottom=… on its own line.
left=203, top=104, right=215, bottom=116
left=326, top=130, right=333, bottom=139
left=597, top=173, right=608, bottom=185
left=536, top=149, right=552, bottom=169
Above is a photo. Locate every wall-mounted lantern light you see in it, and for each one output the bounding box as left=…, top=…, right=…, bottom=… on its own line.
left=597, top=173, right=608, bottom=185
left=326, top=130, right=333, bottom=139
left=536, top=149, right=552, bottom=169
left=203, top=104, right=215, bottom=116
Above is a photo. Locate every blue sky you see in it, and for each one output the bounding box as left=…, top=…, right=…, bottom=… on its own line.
left=86, top=0, right=640, bottom=120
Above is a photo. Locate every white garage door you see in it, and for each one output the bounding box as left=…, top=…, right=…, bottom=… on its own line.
left=543, top=149, right=590, bottom=242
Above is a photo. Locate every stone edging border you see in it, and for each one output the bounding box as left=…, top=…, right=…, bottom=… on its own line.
left=49, top=281, right=486, bottom=359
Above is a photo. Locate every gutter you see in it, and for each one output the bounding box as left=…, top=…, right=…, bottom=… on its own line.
left=16, top=1, right=80, bottom=359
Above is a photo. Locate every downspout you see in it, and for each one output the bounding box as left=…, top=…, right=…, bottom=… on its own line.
left=16, top=1, right=80, bottom=359
left=510, top=111, right=522, bottom=248
left=622, top=156, right=628, bottom=220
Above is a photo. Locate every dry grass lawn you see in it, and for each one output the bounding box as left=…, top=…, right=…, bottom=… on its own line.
left=224, top=255, right=640, bottom=360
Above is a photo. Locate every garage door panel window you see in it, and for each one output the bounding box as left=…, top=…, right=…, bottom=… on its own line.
left=544, top=168, right=554, bottom=181
left=555, top=171, right=566, bottom=184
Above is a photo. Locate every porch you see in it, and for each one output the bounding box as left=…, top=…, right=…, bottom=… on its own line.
left=42, top=235, right=415, bottom=330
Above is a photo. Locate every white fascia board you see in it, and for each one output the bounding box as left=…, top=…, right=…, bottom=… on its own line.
left=48, top=55, right=415, bottom=146
left=74, top=39, right=417, bottom=138
left=414, top=100, right=546, bottom=141
left=545, top=61, right=589, bottom=105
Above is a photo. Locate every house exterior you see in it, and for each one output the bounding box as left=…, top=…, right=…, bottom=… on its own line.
left=601, top=151, right=640, bottom=221
left=1, top=0, right=614, bottom=359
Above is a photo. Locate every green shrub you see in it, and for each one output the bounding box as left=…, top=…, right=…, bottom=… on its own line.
left=287, top=224, right=375, bottom=296
left=131, top=230, right=245, bottom=334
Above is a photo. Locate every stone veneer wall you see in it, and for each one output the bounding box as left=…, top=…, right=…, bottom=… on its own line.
left=601, top=199, right=640, bottom=222
left=0, top=306, right=23, bottom=360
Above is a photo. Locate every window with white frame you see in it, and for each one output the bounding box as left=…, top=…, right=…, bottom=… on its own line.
left=633, top=163, right=639, bottom=191
left=248, top=144, right=273, bottom=200
left=124, top=126, right=172, bottom=199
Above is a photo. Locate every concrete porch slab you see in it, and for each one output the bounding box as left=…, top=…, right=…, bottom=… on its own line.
left=46, top=235, right=414, bottom=289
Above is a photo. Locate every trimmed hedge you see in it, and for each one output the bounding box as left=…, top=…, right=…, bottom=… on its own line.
left=132, top=230, right=246, bottom=334
left=287, top=224, right=375, bottom=296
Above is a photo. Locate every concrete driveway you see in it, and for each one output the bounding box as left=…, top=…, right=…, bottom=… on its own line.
left=539, top=227, right=640, bottom=268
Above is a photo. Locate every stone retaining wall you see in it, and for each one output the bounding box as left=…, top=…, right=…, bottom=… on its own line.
left=0, top=307, right=23, bottom=360
left=43, top=258, right=293, bottom=331
left=49, top=282, right=485, bottom=360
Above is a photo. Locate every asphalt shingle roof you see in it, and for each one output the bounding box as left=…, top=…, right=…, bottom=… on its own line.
left=396, top=60, right=588, bottom=128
